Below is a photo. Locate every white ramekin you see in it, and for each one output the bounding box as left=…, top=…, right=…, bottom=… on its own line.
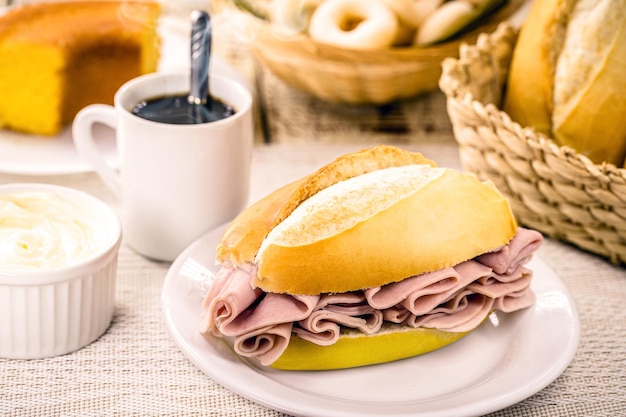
left=0, top=183, right=122, bottom=359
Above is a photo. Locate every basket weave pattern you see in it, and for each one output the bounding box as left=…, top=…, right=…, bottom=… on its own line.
left=238, top=0, right=525, bottom=104
left=439, top=23, right=626, bottom=264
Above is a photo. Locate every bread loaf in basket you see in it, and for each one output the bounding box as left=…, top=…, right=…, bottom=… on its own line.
left=439, top=23, right=626, bottom=264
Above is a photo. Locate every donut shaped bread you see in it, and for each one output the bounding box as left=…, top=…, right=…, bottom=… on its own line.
left=308, top=0, right=399, bottom=50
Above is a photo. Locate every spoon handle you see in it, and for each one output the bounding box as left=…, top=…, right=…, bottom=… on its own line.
left=189, top=10, right=211, bottom=105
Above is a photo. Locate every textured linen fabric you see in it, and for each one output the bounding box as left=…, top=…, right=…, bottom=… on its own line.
left=1, top=143, right=625, bottom=416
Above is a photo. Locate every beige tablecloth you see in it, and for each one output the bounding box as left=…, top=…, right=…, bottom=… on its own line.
left=1, top=137, right=625, bottom=416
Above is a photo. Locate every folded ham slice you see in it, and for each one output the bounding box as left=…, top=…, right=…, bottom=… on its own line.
left=199, top=227, right=543, bottom=366
left=476, top=228, right=543, bottom=274
left=199, top=264, right=262, bottom=337
left=295, top=293, right=384, bottom=345
left=407, top=291, right=495, bottom=332
left=233, top=322, right=293, bottom=366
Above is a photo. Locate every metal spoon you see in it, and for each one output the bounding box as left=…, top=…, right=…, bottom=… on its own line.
left=189, top=10, right=211, bottom=107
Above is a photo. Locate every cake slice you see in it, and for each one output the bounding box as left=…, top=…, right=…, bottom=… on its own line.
left=0, top=0, right=161, bottom=136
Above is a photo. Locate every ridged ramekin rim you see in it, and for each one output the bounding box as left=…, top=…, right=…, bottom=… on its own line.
left=0, top=183, right=122, bottom=286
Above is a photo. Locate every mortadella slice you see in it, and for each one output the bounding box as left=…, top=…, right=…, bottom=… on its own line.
left=200, top=227, right=543, bottom=364
left=199, top=264, right=262, bottom=336
left=219, top=293, right=319, bottom=337
left=477, top=228, right=543, bottom=274
left=407, top=291, right=495, bottom=332
left=295, top=293, right=384, bottom=345
left=234, top=322, right=293, bottom=366
left=364, top=267, right=461, bottom=310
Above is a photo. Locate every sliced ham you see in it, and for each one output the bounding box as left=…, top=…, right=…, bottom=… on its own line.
left=494, top=287, right=536, bottom=313
left=477, top=228, right=543, bottom=274
left=295, top=293, right=384, bottom=345
left=217, top=293, right=319, bottom=365
left=468, top=266, right=533, bottom=299
left=382, top=305, right=412, bottom=323
left=401, top=260, right=492, bottom=316
left=364, top=267, right=460, bottom=310
left=233, top=323, right=293, bottom=366
left=199, top=227, right=543, bottom=364
left=198, top=264, right=262, bottom=336
left=217, top=293, right=319, bottom=337
left=407, top=291, right=495, bottom=332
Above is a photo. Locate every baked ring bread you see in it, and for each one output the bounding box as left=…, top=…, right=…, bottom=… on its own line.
left=307, top=0, right=399, bottom=49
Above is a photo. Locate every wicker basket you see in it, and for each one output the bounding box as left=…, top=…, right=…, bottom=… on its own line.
left=222, top=0, right=526, bottom=104
left=439, top=23, right=626, bottom=265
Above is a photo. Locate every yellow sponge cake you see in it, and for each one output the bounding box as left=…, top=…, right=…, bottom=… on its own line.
left=0, top=0, right=161, bottom=136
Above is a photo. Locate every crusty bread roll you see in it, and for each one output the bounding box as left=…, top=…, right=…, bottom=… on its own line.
left=216, top=145, right=435, bottom=267
left=215, top=179, right=304, bottom=267
left=504, top=0, right=626, bottom=166
left=200, top=146, right=541, bottom=370
left=256, top=165, right=517, bottom=294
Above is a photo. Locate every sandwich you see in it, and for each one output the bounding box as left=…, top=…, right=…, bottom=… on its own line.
left=199, top=145, right=543, bottom=370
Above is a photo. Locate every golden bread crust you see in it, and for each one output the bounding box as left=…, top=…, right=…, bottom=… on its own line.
left=255, top=169, right=517, bottom=294
left=503, top=0, right=561, bottom=136
left=504, top=0, right=626, bottom=165
left=271, top=325, right=470, bottom=370
left=272, top=145, right=436, bottom=228
left=216, top=145, right=436, bottom=265
left=215, top=179, right=304, bottom=266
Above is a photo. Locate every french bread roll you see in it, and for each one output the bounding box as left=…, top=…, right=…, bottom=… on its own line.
left=200, top=146, right=541, bottom=370
left=216, top=145, right=435, bottom=266
left=215, top=179, right=304, bottom=267
left=504, top=0, right=626, bottom=166
left=255, top=165, right=517, bottom=294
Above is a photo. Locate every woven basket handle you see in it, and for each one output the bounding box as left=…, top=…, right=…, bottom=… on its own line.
left=439, top=23, right=518, bottom=108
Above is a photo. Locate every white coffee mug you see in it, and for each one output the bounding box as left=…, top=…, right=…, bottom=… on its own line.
left=73, top=72, right=253, bottom=262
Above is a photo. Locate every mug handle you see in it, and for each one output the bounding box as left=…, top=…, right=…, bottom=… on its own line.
left=72, top=104, right=122, bottom=199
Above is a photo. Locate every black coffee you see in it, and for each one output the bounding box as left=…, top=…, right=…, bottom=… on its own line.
left=131, top=93, right=235, bottom=124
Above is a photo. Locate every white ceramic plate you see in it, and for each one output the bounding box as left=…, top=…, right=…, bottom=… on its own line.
left=162, top=224, right=580, bottom=417
left=0, top=14, right=249, bottom=176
